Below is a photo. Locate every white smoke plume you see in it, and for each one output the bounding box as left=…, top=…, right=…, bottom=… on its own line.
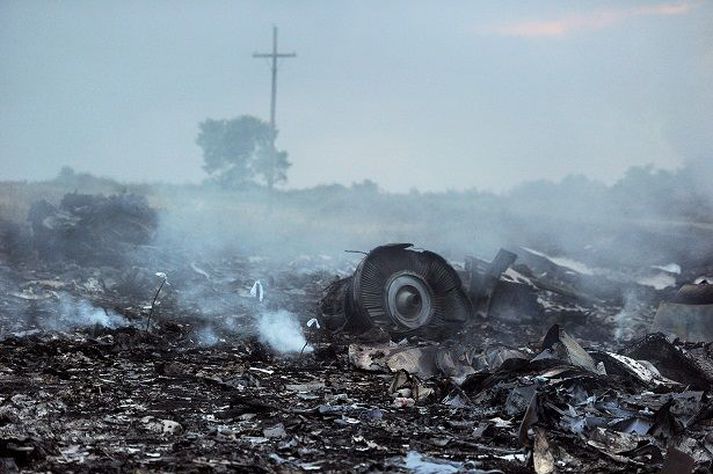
left=613, top=291, right=643, bottom=342
left=55, top=293, right=130, bottom=331
left=256, top=310, right=311, bottom=354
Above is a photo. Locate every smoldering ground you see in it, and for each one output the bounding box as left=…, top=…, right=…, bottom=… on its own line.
left=3, top=157, right=713, bottom=342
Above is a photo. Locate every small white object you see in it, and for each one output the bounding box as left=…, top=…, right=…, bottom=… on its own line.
left=652, top=263, right=681, bottom=275
left=190, top=262, right=210, bottom=279
left=249, top=367, right=274, bottom=375
left=160, top=419, right=183, bottom=435
left=250, top=280, right=264, bottom=302
left=155, top=272, right=170, bottom=285
left=392, top=397, right=415, bottom=408
left=307, top=318, right=321, bottom=329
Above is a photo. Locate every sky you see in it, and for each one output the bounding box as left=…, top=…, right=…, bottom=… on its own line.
left=0, top=1, right=711, bottom=192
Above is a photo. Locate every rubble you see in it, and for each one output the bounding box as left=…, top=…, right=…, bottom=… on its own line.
left=624, top=333, right=713, bottom=388
left=28, top=192, right=158, bottom=266
left=3, top=199, right=713, bottom=472
left=2, top=310, right=713, bottom=472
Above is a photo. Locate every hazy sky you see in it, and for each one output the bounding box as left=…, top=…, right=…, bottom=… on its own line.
left=1, top=1, right=711, bottom=192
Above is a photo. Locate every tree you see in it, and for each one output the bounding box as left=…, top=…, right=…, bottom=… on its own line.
left=196, top=115, right=290, bottom=189
left=57, top=166, right=76, bottom=181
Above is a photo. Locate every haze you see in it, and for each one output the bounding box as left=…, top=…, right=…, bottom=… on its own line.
left=1, top=0, right=711, bottom=192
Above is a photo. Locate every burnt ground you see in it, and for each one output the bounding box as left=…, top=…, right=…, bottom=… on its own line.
left=0, top=326, right=534, bottom=473
left=1, top=254, right=713, bottom=473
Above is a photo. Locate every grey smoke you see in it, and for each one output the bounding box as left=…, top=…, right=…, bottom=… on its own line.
left=55, top=292, right=130, bottom=331
left=613, top=292, right=643, bottom=342
left=196, top=325, right=219, bottom=347
left=256, top=310, right=311, bottom=354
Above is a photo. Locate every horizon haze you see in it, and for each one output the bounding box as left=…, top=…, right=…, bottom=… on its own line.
left=1, top=1, right=711, bottom=192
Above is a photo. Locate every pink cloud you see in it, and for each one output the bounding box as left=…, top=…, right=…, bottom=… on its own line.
left=485, top=1, right=698, bottom=38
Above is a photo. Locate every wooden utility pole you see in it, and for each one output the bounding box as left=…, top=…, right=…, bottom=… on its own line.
left=253, top=25, right=296, bottom=132
left=252, top=26, right=296, bottom=191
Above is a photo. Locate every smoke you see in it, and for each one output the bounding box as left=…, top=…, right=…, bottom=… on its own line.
left=196, top=325, right=219, bottom=347
left=3, top=166, right=712, bottom=346
left=32, top=292, right=131, bottom=333
left=613, top=292, right=644, bottom=342
left=0, top=0, right=710, bottom=348
left=57, top=293, right=129, bottom=329
left=256, top=309, right=311, bottom=354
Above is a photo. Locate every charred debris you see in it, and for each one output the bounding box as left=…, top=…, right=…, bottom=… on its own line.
left=2, top=193, right=713, bottom=472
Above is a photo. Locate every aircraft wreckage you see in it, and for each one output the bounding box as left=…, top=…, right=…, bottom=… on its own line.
left=2, top=195, right=713, bottom=472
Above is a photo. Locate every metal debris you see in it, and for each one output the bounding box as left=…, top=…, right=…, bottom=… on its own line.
left=28, top=193, right=158, bottom=266
left=654, top=281, right=713, bottom=342
left=2, top=230, right=713, bottom=472
left=322, top=243, right=472, bottom=338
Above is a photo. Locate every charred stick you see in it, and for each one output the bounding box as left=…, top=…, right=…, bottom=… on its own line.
left=145, top=278, right=166, bottom=331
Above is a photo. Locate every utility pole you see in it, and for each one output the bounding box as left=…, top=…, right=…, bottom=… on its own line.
left=253, top=25, right=296, bottom=136
left=252, top=26, right=296, bottom=192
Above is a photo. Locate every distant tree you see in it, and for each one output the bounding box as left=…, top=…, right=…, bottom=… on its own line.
left=196, top=115, right=290, bottom=189
left=57, top=166, right=76, bottom=181
left=350, top=179, right=379, bottom=193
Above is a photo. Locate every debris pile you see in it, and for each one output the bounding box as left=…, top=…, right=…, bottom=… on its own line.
left=1, top=194, right=713, bottom=472
left=28, top=193, right=158, bottom=266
